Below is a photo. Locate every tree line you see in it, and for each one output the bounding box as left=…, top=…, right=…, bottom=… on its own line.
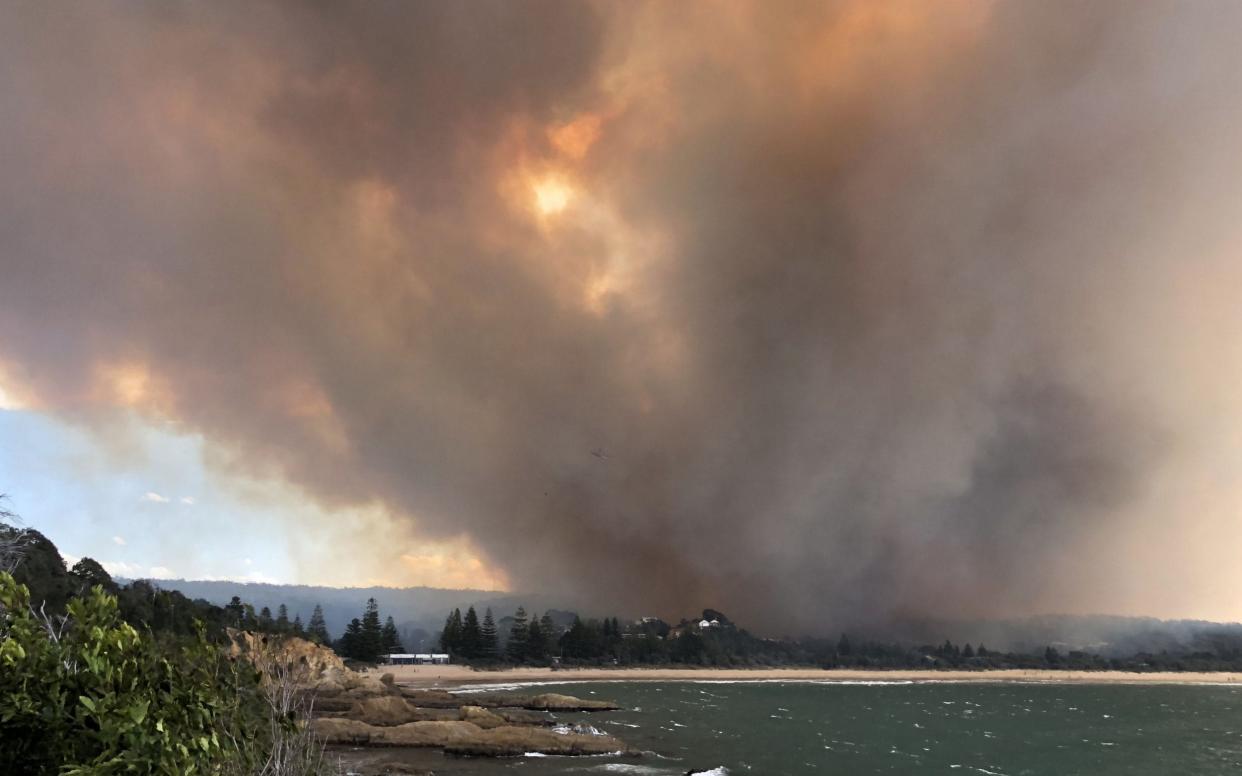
left=431, top=605, right=1242, bottom=673
left=221, top=596, right=333, bottom=644
left=440, top=605, right=561, bottom=661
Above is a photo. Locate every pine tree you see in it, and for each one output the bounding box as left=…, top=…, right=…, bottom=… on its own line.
left=308, top=604, right=331, bottom=644
left=382, top=615, right=404, bottom=654
left=480, top=608, right=499, bottom=660
left=338, top=618, right=363, bottom=660
left=276, top=604, right=290, bottom=633
left=225, top=596, right=245, bottom=627
left=440, top=608, right=462, bottom=654
left=461, top=606, right=481, bottom=659
left=507, top=607, right=529, bottom=662
left=561, top=616, right=587, bottom=659
left=292, top=614, right=304, bottom=637
left=526, top=612, right=545, bottom=662
left=360, top=598, right=383, bottom=662
left=539, top=613, right=556, bottom=654
left=259, top=606, right=273, bottom=631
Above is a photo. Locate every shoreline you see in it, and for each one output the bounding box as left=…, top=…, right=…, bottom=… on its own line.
left=367, top=664, right=1242, bottom=689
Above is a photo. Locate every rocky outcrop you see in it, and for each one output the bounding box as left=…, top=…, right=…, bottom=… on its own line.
left=308, top=669, right=629, bottom=759
left=311, top=717, right=629, bottom=756
left=524, top=692, right=621, bottom=711
left=311, top=667, right=398, bottom=699
left=459, top=705, right=507, bottom=729
left=396, top=688, right=463, bottom=708
left=494, top=708, right=552, bottom=726
left=445, top=724, right=628, bottom=757
left=463, top=691, right=621, bottom=711
left=312, top=718, right=483, bottom=747
left=226, top=630, right=345, bottom=681
left=344, top=696, right=458, bottom=725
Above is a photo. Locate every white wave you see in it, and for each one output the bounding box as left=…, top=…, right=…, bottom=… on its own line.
left=553, top=722, right=606, bottom=736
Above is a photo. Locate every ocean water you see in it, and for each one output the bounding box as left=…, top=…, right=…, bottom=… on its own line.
left=346, top=680, right=1242, bottom=775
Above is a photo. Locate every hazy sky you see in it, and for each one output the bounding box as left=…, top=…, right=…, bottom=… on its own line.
left=3, top=1, right=1242, bottom=633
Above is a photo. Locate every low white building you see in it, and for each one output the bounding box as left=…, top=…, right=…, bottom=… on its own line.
left=381, top=653, right=450, bottom=665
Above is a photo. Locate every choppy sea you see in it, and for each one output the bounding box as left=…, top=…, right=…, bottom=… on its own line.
left=334, top=680, right=1242, bottom=775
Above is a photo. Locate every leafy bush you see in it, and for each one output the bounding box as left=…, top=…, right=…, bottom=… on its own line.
left=0, top=572, right=271, bottom=775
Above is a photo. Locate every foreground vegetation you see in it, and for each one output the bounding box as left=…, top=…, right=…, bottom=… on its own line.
left=0, top=509, right=329, bottom=775
left=0, top=573, right=277, bottom=774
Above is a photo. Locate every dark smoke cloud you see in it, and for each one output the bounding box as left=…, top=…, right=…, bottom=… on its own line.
left=3, top=1, right=1242, bottom=632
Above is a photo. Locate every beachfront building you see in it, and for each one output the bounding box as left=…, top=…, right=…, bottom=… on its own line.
left=381, top=653, right=450, bottom=665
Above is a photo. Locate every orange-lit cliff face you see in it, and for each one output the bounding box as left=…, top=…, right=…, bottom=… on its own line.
left=3, top=2, right=1242, bottom=632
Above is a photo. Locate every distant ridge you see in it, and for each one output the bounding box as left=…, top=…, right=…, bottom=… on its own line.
left=125, top=578, right=583, bottom=649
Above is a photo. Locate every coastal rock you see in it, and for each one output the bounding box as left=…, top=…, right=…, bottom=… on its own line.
left=524, top=692, right=621, bottom=712
left=314, top=678, right=345, bottom=695
left=321, top=667, right=351, bottom=686
left=496, top=708, right=554, bottom=725
left=350, top=696, right=419, bottom=726
left=343, top=674, right=398, bottom=698
left=463, top=691, right=620, bottom=711
left=459, top=705, right=508, bottom=729
left=397, top=688, right=464, bottom=708
left=312, top=718, right=629, bottom=756
left=312, top=695, right=354, bottom=713
left=312, top=717, right=380, bottom=745
left=349, top=696, right=459, bottom=725
left=312, top=718, right=483, bottom=746
left=444, top=725, right=629, bottom=757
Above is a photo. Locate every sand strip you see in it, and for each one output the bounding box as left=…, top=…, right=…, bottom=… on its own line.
left=367, top=664, right=1242, bottom=689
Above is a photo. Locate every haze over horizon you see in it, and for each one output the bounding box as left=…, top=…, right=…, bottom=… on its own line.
left=4, top=1, right=1242, bottom=634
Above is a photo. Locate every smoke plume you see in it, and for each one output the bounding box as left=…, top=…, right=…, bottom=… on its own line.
left=3, top=1, right=1242, bottom=632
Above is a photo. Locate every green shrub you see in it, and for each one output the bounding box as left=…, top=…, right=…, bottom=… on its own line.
left=0, top=572, right=270, bottom=775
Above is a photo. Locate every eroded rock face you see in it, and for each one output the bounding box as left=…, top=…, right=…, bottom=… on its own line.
left=226, top=630, right=346, bottom=681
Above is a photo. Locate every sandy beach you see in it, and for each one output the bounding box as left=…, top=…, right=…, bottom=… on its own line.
left=367, top=664, right=1242, bottom=689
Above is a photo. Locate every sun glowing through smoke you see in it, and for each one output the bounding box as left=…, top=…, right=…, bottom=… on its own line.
left=532, top=178, right=574, bottom=215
